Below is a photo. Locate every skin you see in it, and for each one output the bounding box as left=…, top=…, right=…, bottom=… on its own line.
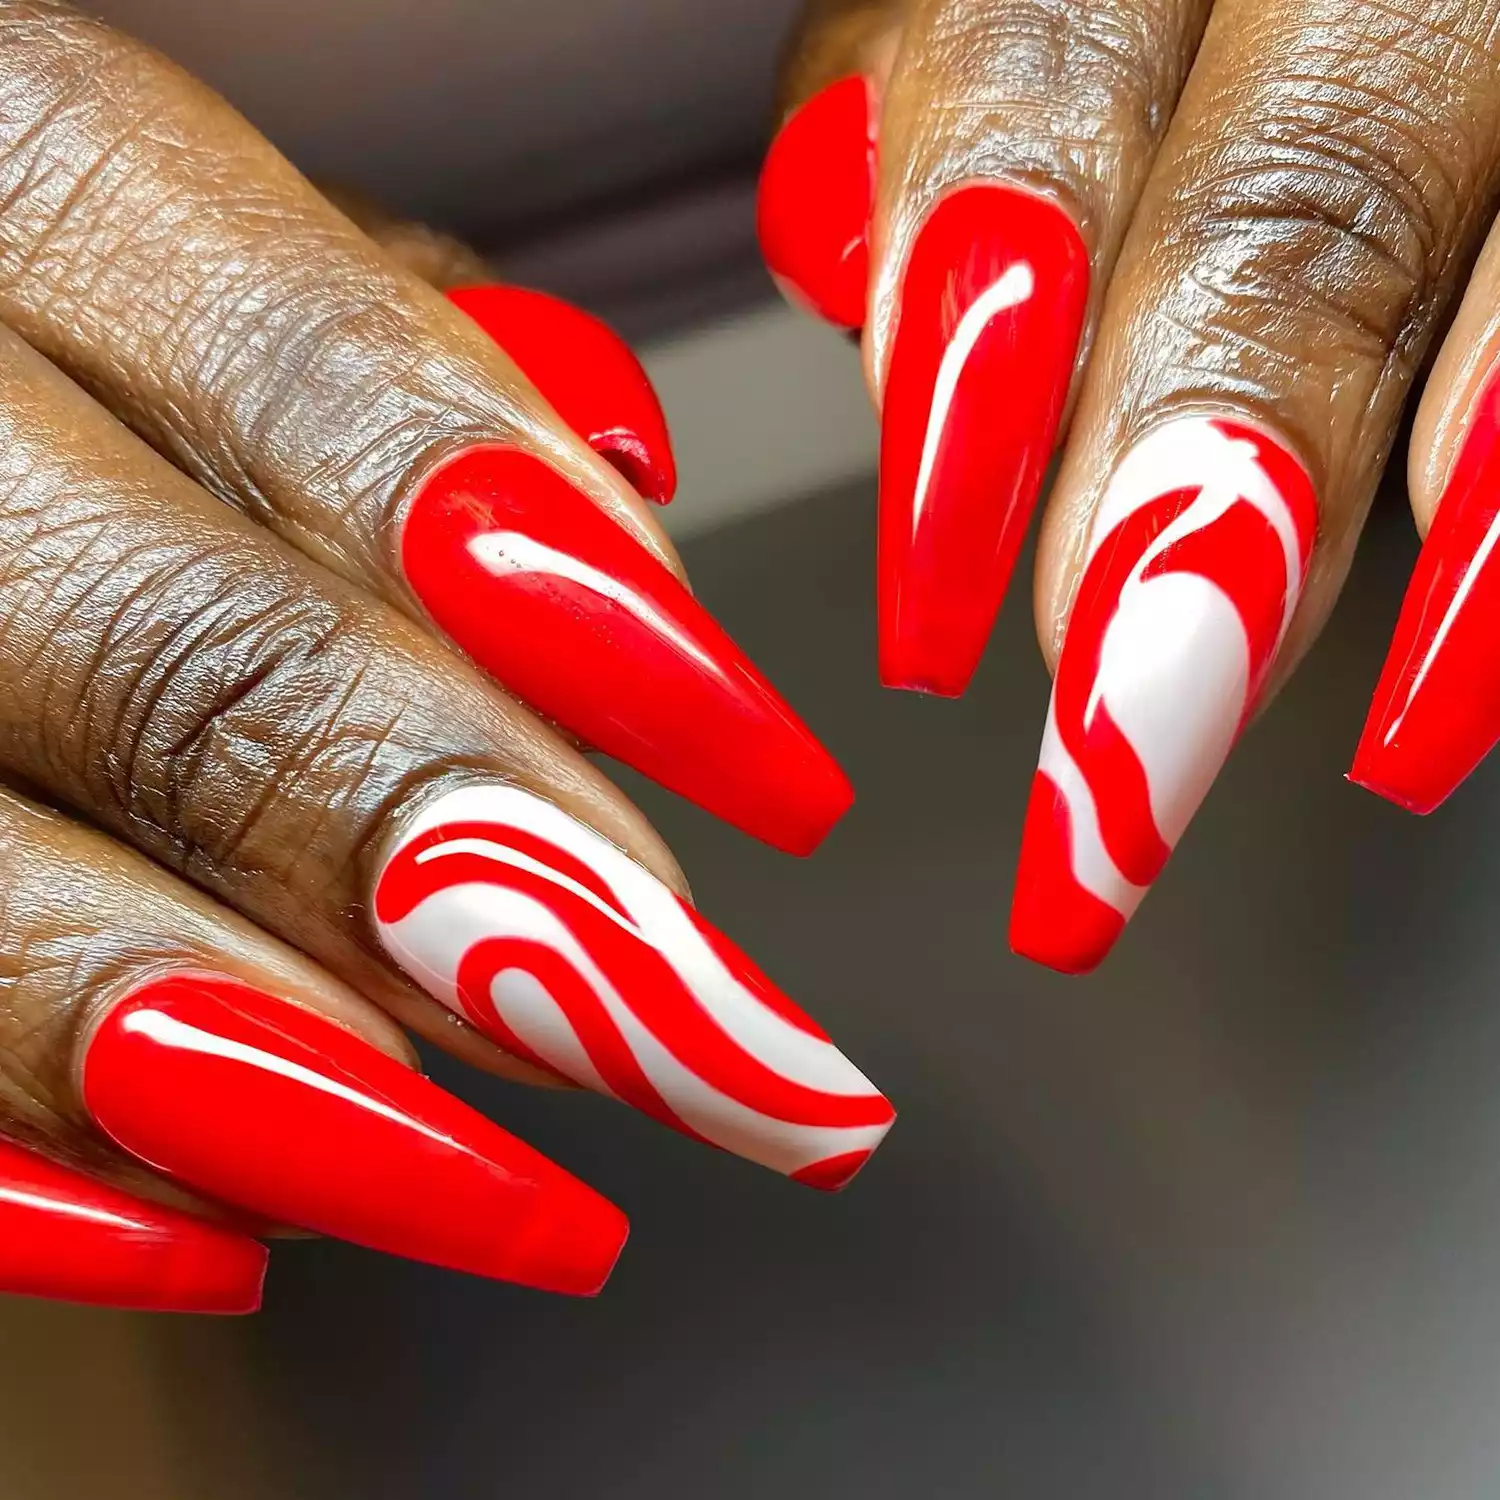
left=777, top=0, right=1500, bottom=690
left=0, top=0, right=722, bottom=1211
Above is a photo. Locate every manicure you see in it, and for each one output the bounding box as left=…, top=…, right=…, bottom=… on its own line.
left=1351, top=370, right=1500, bottom=812
left=401, top=446, right=853, bottom=855
left=82, top=974, right=628, bottom=1294
left=0, top=1138, right=266, bottom=1313
left=879, top=184, right=1089, bottom=697
left=1010, top=415, right=1317, bottom=973
left=374, top=782, right=896, bottom=1189
left=756, top=76, right=875, bottom=330
left=447, top=284, right=677, bottom=504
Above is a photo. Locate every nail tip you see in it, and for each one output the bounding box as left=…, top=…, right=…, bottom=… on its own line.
left=1008, top=889, right=1120, bottom=976
left=1344, top=761, right=1443, bottom=816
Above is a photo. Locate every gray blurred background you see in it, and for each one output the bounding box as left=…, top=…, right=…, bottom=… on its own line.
left=5, top=4, right=1496, bottom=1498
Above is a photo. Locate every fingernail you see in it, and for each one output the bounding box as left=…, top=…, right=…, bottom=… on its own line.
left=756, top=76, right=874, bottom=330
left=401, top=446, right=853, bottom=854
left=82, top=974, right=627, bottom=1294
left=0, top=1138, right=265, bottom=1313
left=447, top=284, right=677, bottom=503
left=1010, top=415, right=1317, bottom=973
left=879, top=185, right=1089, bottom=697
left=374, top=782, right=895, bottom=1188
left=1351, top=370, right=1500, bottom=812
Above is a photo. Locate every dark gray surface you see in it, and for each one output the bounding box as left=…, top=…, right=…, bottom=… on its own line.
left=129, top=474, right=1500, bottom=1499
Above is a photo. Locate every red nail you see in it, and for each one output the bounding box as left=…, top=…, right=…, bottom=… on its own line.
left=756, top=76, right=875, bottom=330
left=374, top=783, right=895, bottom=1188
left=402, top=447, right=853, bottom=854
left=82, top=975, right=628, bottom=1295
left=447, top=284, right=677, bottom=504
left=1010, top=416, right=1317, bottom=973
left=0, top=1138, right=265, bottom=1313
left=1351, top=371, right=1500, bottom=812
left=879, top=185, right=1089, bottom=697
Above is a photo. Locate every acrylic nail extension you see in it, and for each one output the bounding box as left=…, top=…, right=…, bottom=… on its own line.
left=1010, top=416, right=1318, bottom=974
left=879, top=185, right=1090, bottom=697
left=1352, top=370, right=1500, bottom=813
left=401, top=446, right=853, bottom=855
left=446, top=284, right=678, bottom=503
left=757, top=76, right=875, bottom=330
left=82, top=975, right=628, bottom=1294
left=373, top=783, right=895, bottom=1188
left=0, top=1138, right=266, bottom=1313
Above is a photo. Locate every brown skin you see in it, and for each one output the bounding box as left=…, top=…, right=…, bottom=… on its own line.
left=778, top=0, right=1500, bottom=695
left=0, top=0, right=734, bottom=1196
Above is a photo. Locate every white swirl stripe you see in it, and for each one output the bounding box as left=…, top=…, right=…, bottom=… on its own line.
left=375, top=784, right=894, bottom=1185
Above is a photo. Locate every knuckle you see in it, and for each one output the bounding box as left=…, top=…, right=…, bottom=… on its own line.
left=96, top=566, right=365, bottom=877
left=1162, top=7, right=1498, bottom=375
left=912, top=0, right=1192, bottom=192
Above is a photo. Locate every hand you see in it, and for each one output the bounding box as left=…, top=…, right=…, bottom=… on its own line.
left=758, top=0, right=1500, bottom=972
left=0, top=0, right=894, bottom=1313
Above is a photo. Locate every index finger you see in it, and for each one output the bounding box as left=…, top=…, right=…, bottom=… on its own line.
left=0, top=3, right=850, bottom=856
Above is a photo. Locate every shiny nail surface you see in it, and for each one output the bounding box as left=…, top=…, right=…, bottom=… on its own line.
left=879, top=184, right=1089, bottom=697
left=756, top=76, right=874, bottom=330
left=401, top=446, right=853, bottom=855
left=447, top=284, right=677, bottom=503
left=83, top=975, right=627, bottom=1294
left=1011, top=416, right=1317, bottom=973
left=0, top=1138, right=266, bottom=1313
left=374, top=783, right=895, bottom=1188
left=1352, top=370, right=1500, bottom=812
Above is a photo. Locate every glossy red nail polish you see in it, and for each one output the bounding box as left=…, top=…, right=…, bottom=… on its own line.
left=1351, top=371, right=1500, bottom=812
left=401, top=447, right=853, bottom=854
left=447, top=284, right=677, bottom=504
left=879, top=185, right=1089, bottom=697
left=1010, top=416, right=1317, bottom=974
left=0, top=1138, right=265, bottom=1313
left=82, top=975, right=628, bottom=1294
left=757, top=76, right=875, bottom=330
left=375, top=783, right=895, bottom=1187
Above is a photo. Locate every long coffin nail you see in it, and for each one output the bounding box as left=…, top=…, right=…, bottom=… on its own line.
left=1351, top=370, right=1500, bottom=812
left=82, top=975, right=627, bottom=1294
left=374, top=783, right=895, bottom=1188
left=401, top=446, right=853, bottom=855
left=447, top=284, right=677, bottom=503
left=0, top=1138, right=266, bottom=1313
left=879, top=184, right=1089, bottom=697
left=756, top=76, right=875, bottom=330
left=1010, top=415, right=1317, bottom=973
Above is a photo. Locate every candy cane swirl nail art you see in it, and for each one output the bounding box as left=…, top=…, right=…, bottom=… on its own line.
left=374, top=784, right=895, bottom=1187
left=1010, top=416, right=1318, bottom=974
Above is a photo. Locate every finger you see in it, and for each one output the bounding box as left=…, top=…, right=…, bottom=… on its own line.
left=1350, top=212, right=1500, bottom=811
left=0, top=327, right=896, bottom=1187
left=0, top=3, right=845, bottom=855
left=757, top=1, right=902, bottom=328
left=1013, top=0, right=1500, bottom=973
left=869, top=0, right=1210, bottom=696
left=0, top=787, right=624, bottom=1298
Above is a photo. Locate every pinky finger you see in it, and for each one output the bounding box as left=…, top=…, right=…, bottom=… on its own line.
left=0, top=1139, right=265, bottom=1314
